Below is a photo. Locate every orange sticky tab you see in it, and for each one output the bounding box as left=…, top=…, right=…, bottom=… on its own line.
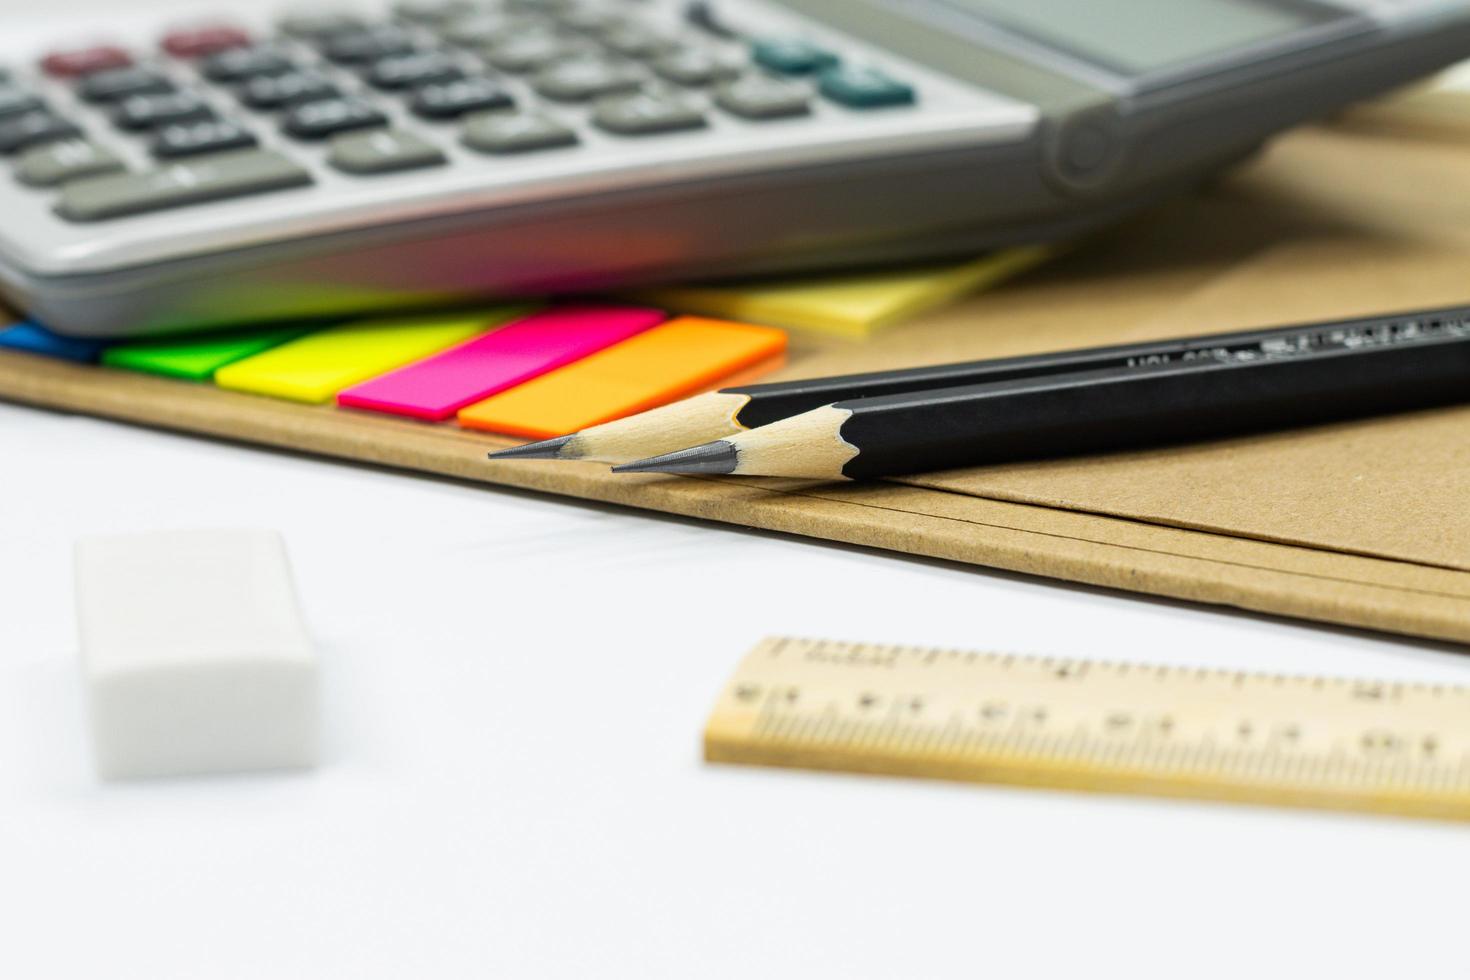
left=458, top=316, right=787, bottom=438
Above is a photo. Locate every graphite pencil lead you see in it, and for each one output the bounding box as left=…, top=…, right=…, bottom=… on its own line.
left=487, top=435, right=576, bottom=461
left=612, top=440, right=741, bottom=475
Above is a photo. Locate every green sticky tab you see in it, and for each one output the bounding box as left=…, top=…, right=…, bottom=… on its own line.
left=103, top=326, right=315, bottom=381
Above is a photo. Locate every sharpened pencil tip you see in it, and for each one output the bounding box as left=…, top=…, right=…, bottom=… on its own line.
left=612, top=440, right=741, bottom=476
left=488, top=435, right=575, bottom=461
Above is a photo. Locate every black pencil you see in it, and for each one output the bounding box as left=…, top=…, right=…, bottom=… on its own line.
left=490, top=309, right=1470, bottom=464
left=611, top=312, right=1470, bottom=480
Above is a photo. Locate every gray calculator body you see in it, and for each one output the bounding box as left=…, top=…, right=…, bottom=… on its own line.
left=2, top=0, right=1469, bottom=337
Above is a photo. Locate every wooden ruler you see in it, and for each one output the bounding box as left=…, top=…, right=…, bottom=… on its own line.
left=705, top=636, right=1470, bottom=820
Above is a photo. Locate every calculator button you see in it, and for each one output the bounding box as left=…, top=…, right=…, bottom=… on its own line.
left=462, top=110, right=578, bottom=153
left=152, top=119, right=258, bottom=158
left=0, top=85, right=44, bottom=119
left=818, top=66, right=914, bottom=108
left=278, top=12, right=366, bottom=39
left=593, top=91, right=705, bottom=135
left=0, top=111, right=83, bottom=154
left=750, top=38, right=838, bottom=75
left=241, top=71, right=340, bottom=109
left=601, top=24, right=683, bottom=58
left=684, top=1, right=740, bottom=39
left=366, top=51, right=466, bottom=89
left=281, top=98, right=389, bottom=138
left=394, top=0, right=477, bottom=23
left=651, top=48, right=742, bottom=86
left=15, top=139, right=124, bottom=186
left=322, top=28, right=419, bottom=64
left=483, top=32, right=588, bottom=72
left=439, top=12, right=542, bottom=46
left=713, top=75, right=811, bottom=119
left=555, top=4, right=626, bottom=32
left=410, top=77, right=514, bottom=118
left=77, top=67, right=175, bottom=103
left=114, top=93, right=215, bottom=131
left=41, top=46, right=133, bottom=78
left=56, top=149, right=312, bottom=221
left=329, top=128, right=446, bottom=173
left=532, top=58, right=644, bottom=101
left=162, top=24, right=252, bottom=58
left=201, top=46, right=295, bottom=82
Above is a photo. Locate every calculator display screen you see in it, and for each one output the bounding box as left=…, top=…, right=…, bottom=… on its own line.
left=938, top=0, right=1333, bottom=75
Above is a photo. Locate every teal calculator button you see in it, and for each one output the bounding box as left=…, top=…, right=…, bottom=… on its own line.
left=750, top=38, right=839, bottom=74
left=817, top=65, right=915, bottom=108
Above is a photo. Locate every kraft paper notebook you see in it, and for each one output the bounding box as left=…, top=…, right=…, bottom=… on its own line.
left=5, top=111, right=1470, bottom=645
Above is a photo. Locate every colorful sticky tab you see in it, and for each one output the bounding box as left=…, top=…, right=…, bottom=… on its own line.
left=0, top=321, right=108, bottom=362
left=215, top=307, right=533, bottom=404
left=337, top=305, right=667, bottom=421
left=102, top=325, right=312, bottom=381
left=458, top=316, right=788, bottom=439
left=633, top=246, right=1052, bottom=339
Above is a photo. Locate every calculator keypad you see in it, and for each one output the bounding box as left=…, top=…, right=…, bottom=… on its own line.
left=651, top=49, right=742, bottom=86
left=160, top=24, right=253, bottom=59
left=77, top=68, right=175, bottom=103
left=461, top=110, right=577, bottom=153
left=328, top=127, right=446, bottom=172
left=56, top=149, right=311, bottom=221
left=0, top=111, right=82, bottom=154
left=282, top=98, right=390, bottom=138
left=113, top=93, right=215, bottom=131
left=201, top=47, right=297, bottom=83
left=278, top=13, right=367, bottom=40
left=410, top=77, right=515, bottom=118
left=484, top=33, right=590, bottom=73
left=818, top=66, right=915, bottom=108
left=714, top=75, right=811, bottom=119
left=240, top=71, right=339, bottom=109
left=40, top=46, right=132, bottom=78
left=321, top=27, right=419, bottom=64
left=365, top=51, right=466, bottom=89
left=592, top=90, right=705, bottom=135
left=0, top=86, right=44, bottom=118
left=152, top=119, right=258, bottom=158
left=2, top=0, right=946, bottom=227
left=14, top=138, right=124, bottom=186
left=532, top=58, right=646, bottom=101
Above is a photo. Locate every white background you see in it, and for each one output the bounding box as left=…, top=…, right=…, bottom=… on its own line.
left=8, top=405, right=1470, bottom=980
left=5, top=1, right=1470, bottom=977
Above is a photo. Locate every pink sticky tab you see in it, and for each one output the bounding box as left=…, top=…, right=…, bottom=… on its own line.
left=337, top=305, right=666, bottom=420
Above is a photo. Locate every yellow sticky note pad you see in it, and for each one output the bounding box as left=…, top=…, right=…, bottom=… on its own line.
left=215, top=306, right=534, bottom=404
left=633, top=246, right=1051, bottom=339
left=458, top=316, right=787, bottom=438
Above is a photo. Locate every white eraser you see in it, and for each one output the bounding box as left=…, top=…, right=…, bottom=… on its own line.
left=74, top=529, right=319, bottom=780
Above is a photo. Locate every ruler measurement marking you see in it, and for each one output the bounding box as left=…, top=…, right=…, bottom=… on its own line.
left=706, top=637, right=1470, bottom=819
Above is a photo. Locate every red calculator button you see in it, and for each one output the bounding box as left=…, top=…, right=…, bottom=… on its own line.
left=161, top=25, right=251, bottom=58
left=41, top=45, right=133, bottom=77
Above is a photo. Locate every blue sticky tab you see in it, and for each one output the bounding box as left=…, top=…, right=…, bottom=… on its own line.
left=0, top=322, right=108, bottom=362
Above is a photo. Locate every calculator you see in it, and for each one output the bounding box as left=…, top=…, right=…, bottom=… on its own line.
left=3, top=0, right=1469, bottom=337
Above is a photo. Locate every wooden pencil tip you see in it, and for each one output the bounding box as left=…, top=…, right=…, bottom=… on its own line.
left=487, top=435, right=575, bottom=461
left=612, top=440, right=740, bottom=476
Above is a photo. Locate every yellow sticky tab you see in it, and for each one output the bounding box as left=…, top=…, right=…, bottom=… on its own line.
left=214, top=306, right=534, bottom=404
left=459, top=316, right=787, bottom=438
left=633, top=247, right=1052, bottom=339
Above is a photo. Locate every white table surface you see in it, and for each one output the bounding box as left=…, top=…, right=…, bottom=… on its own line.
left=6, top=2, right=1470, bottom=976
